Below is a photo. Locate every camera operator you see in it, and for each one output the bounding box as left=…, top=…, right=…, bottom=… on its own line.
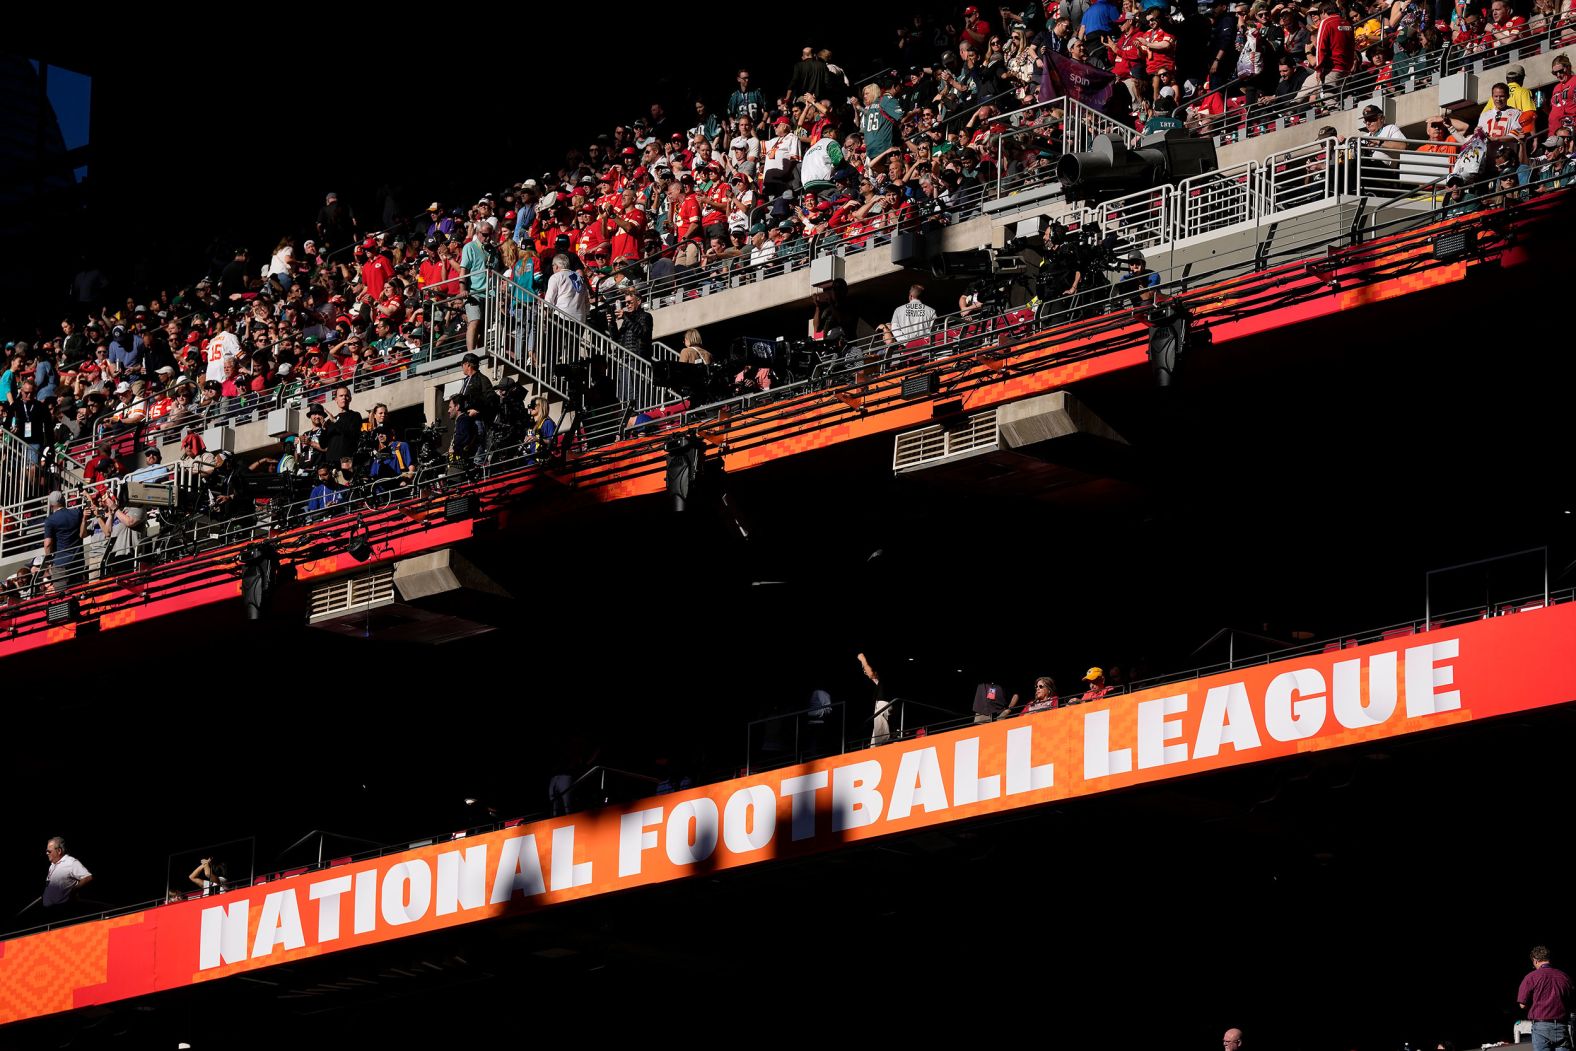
left=447, top=394, right=482, bottom=466
left=1038, top=224, right=1086, bottom=316
left=484, top=377, right=530, bottom=459
left=614, top=289, right=654, bottom=361
left=958, top=281, right=994, bottom=320
left=203, top=450, right=255, bottom=526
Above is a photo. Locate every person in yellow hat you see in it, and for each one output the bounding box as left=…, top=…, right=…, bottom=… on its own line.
left=1080, top=667, right=1112, bottom=703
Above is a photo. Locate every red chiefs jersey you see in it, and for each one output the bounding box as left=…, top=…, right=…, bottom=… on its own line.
left=609, top=209, right=646, bottom=263
left=1141, top=28, right=1176, bottom=71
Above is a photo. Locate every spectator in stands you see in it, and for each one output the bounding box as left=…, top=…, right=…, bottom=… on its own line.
left=1224, top=1029, right=1244, bottom=1051
left=1532, top=130, right=1575, bottom=188
left=615, top=289, right=654, bottom=361
left=890, top=284, right=939, bottom=341
left=316, top=191, right=357, bottom=253
left=859, top=79, right=907, bottom=169
left=858, top=651, right=893, bottom=746
left=1022, top=676, right=1060, bottom=714
left=461, top=228, right=495, bottom=353
left=729, top=68, right=767, bottom=123
left=129, top=446, right=169, bottom=484
left=42, top=837, right=92, bottom=912
left=42, top=491, right=87, bottom=590
left=1548, top=55, right=1574, bottom=137
left=188, top=857, right=229, bottom=896
left=6, top=379, right=50, bottom=492
left=1274, top=58, right=1309, bottom=99
left=1079, top=666, right=1113, bottom=702
left=1418, top=116, right=1461, bottom=158
left=1474, top=82, right=1524, bottom=141
left=544, top=253, right=589, bottom=321
left=1501, top=65, right=1536, bottom=118
left=1518, top=948, right=1575, bottom=1051
left=1311, top=2, right=1355, bottom=99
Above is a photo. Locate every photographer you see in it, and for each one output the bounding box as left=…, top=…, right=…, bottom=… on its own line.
left=614, top=289, right=654, bottom=361
left=368, top=426, right=414, bottom=482
left=86, top=486, right=147, bottom=578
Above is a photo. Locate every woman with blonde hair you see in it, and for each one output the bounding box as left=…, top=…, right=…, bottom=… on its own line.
left=677, top=328, right=712, bottom=364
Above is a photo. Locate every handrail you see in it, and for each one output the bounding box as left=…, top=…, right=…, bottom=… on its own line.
left=1188, top=17, right=1576, bottom=145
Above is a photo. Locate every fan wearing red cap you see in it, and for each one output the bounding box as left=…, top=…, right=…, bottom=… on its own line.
left=764, top=116, right=801, bottom=180
left=359, top=241, right=395, bottom=304
left=961, top=4, right=992, bottom=48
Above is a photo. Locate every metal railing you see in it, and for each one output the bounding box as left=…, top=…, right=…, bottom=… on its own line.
left=1349, top=135, right=1459, bottom=199
left=992, top=94, right=1134, bottom=203
left=485, top=274, right=668, bottom=412
left=1189, top=18, right=1576, bottom=145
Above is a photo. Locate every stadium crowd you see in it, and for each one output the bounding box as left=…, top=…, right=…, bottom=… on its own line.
left=0, top=0, right=1572, bottom=604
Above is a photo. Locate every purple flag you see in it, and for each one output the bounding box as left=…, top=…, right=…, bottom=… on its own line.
left=1039, top=50, right=1116, bottom=109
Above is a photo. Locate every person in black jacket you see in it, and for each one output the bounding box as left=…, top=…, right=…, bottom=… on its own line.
left=322, top=386, right=364, bottom=469
left=457, top=354, right=496, bottom=421
left=615, top=290, right=654, bottom=360
left=6, top=380, right=53, bottom=492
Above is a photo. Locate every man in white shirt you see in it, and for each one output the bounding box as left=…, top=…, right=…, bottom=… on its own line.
left=1476, top=81, right=1523, bottom=140
left=543, top=253, right=589, bottom=321
left=763, top=116, right=801, bottom=181
left=43, top=836, right=92, bottom=910
left=749, top=225, right=777, bottom=267
left=889, top=284, right=938, bottom=341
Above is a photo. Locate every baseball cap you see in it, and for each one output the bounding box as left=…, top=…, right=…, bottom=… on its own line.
left=428, top=201, right=442, bottom=213
left=115, top=381, right=131, bottom=394
left=277, top=362, right=294, bottom=375
left=303, top=335, right=321, bottom=347
left=155, top=365, right=175, bottom=375
left=1083, top=667, right=1104, bottom=680
left=1506, top=64, right=1524, bottom=79
left=306, top=402, right=327, bottom=416
left=774, top=116, right=791, bottom=127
